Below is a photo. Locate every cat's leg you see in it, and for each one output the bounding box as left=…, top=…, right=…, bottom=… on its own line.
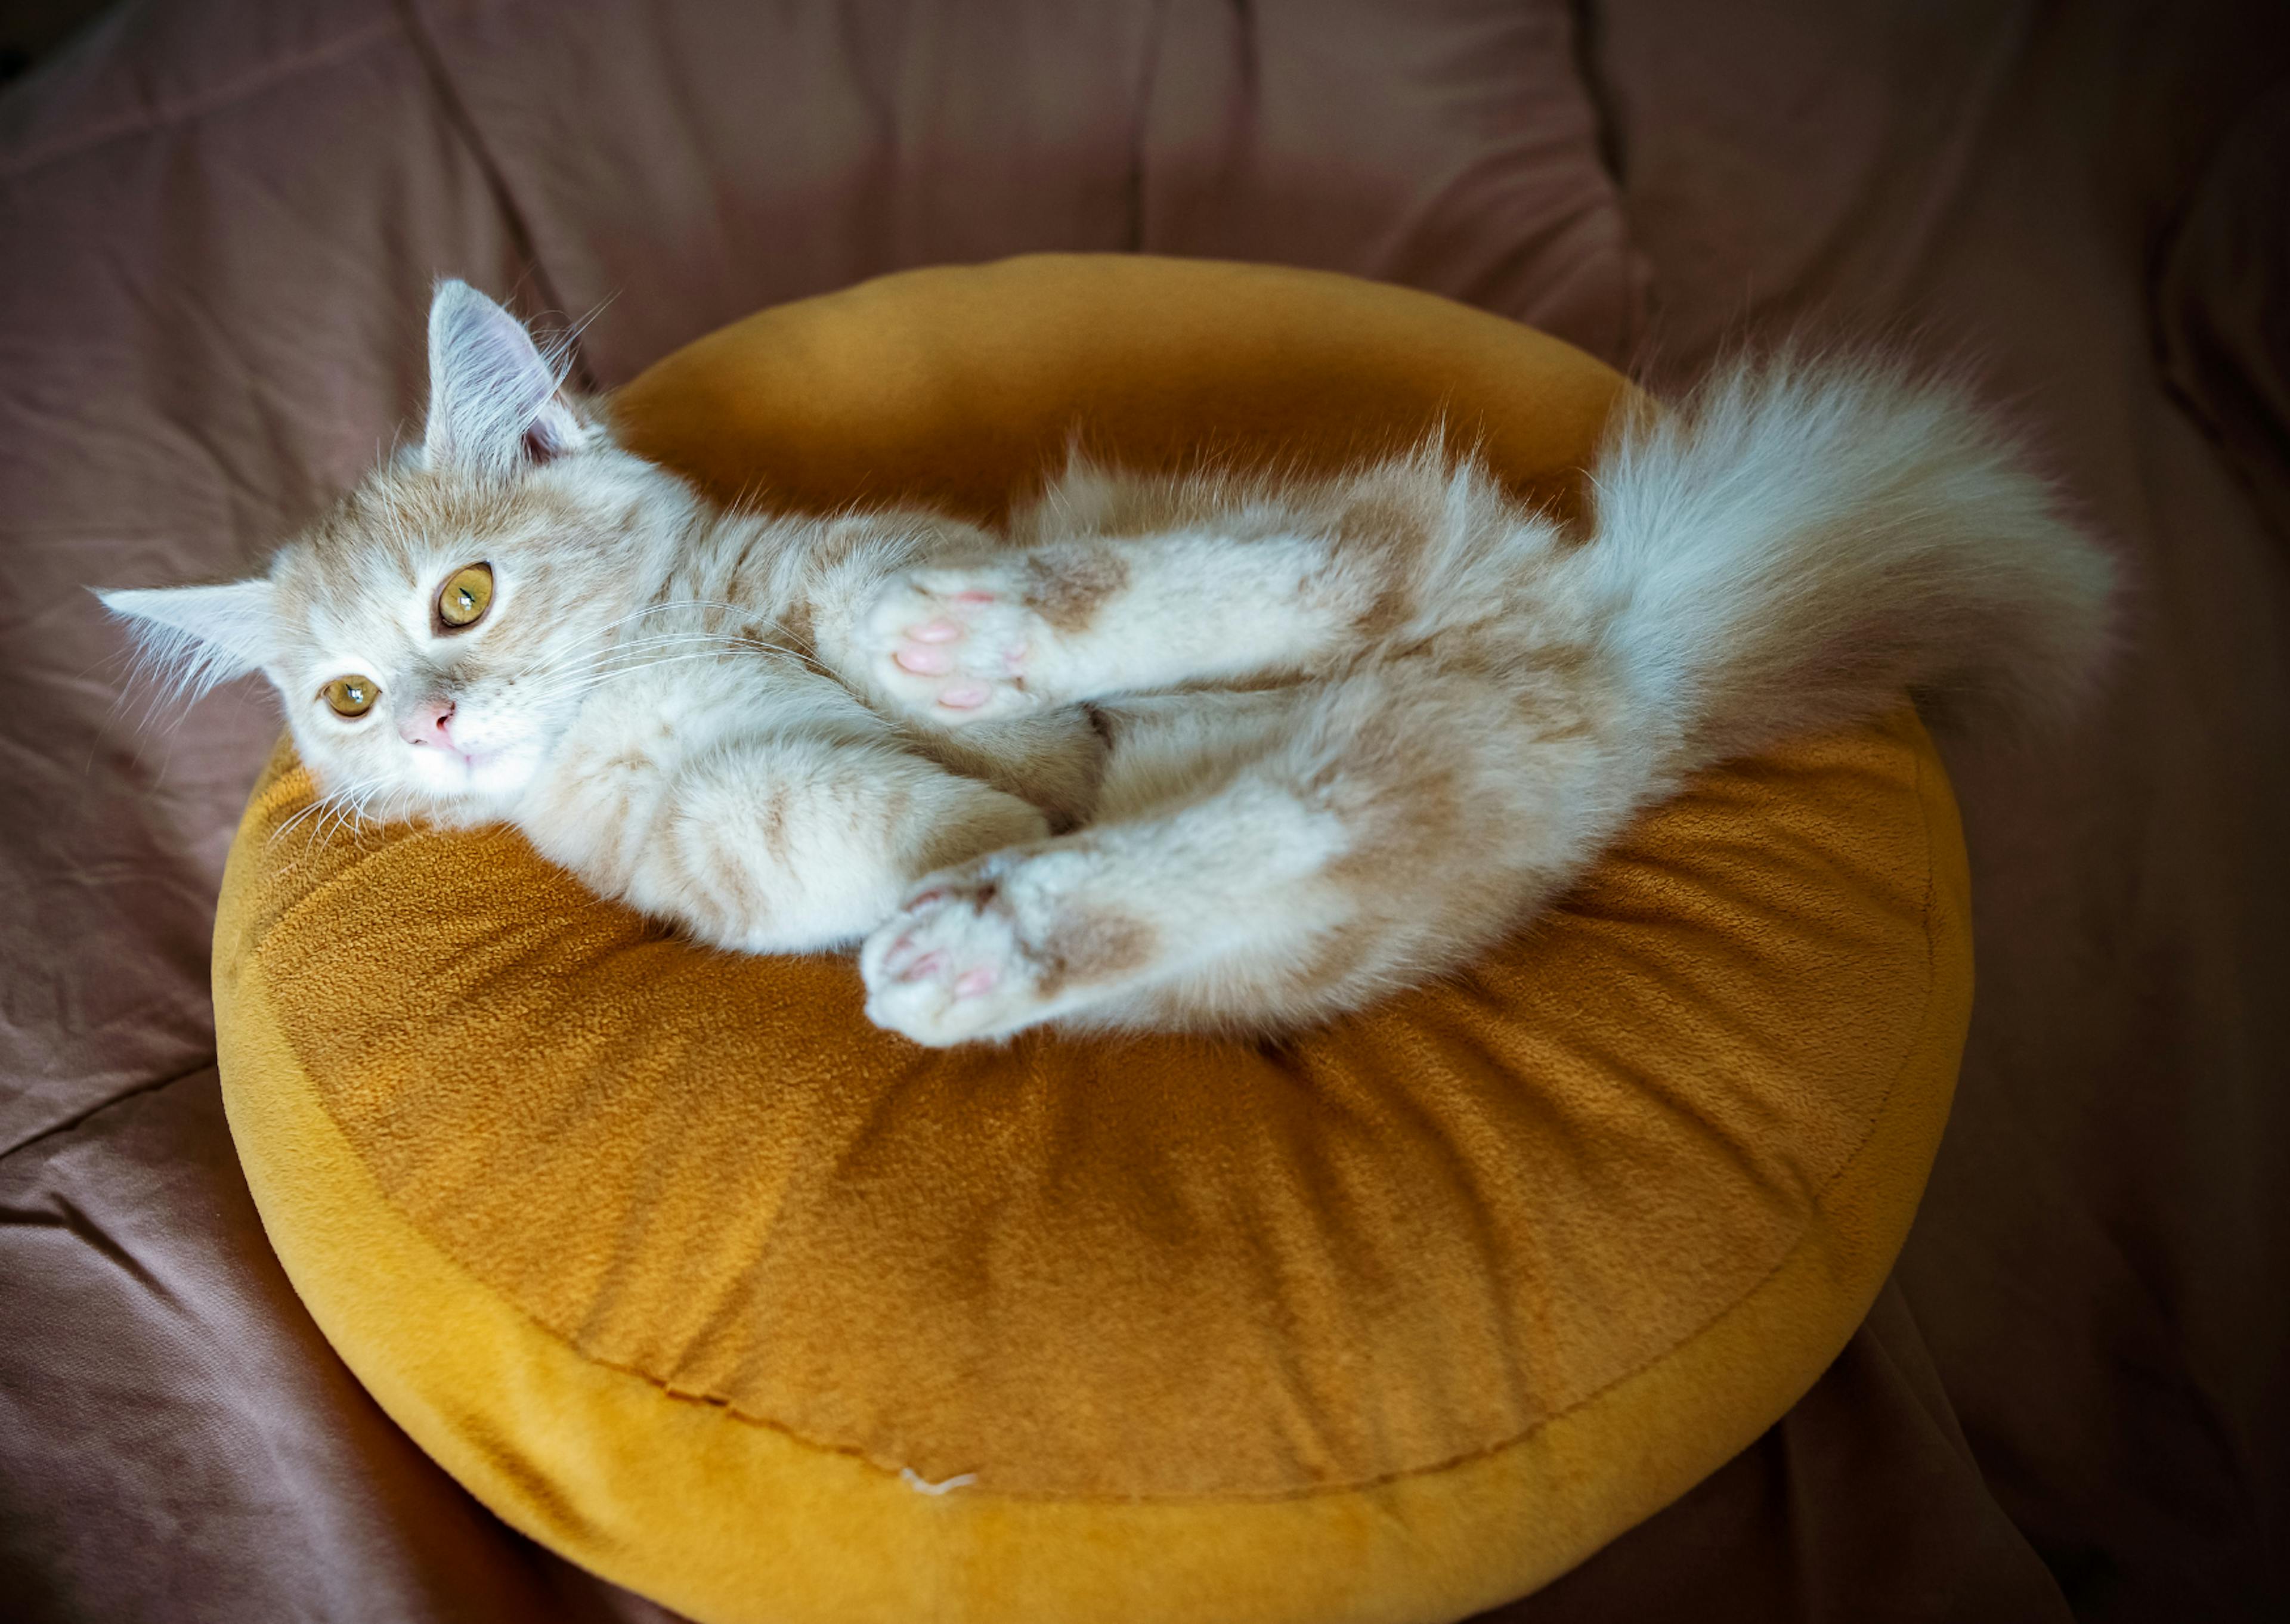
left=856, top=667, right=1645, bottom=1043
left=535, top=723, right=1050, bottom=956
left=842, top=532, right=1387, bottom=723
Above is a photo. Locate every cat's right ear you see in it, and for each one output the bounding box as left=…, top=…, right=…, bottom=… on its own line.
left=423, top=280, right=595, bottom=479
left=98, top=579, right=276, bottom=699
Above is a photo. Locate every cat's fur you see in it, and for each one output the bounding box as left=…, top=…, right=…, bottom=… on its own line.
left=103, top=281, right=2114, bottom=1045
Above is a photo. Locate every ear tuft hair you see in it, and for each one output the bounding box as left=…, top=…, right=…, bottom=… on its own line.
left=98, top=579, right=277, bottom=702
left=422, top=280, right=595, bottom=478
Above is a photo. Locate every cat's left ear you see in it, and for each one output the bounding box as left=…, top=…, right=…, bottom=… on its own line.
left=98, top=578, right=277, bottom=698
left=422, top=280, right=598, bottom=478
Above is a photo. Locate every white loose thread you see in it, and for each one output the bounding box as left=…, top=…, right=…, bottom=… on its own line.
left=900, top=1467, right=978, bottom=1496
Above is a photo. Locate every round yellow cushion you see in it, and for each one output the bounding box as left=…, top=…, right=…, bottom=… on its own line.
left=213, top=256, right=1971, bottom=1624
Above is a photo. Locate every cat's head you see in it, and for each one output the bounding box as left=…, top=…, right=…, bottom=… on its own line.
left=102, top=281, right=698, bottom=820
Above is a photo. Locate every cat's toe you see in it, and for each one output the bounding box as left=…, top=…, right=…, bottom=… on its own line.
left=859, top=571, right=1048, bottom=725
left=860, top=887, right=1048, bottom=1045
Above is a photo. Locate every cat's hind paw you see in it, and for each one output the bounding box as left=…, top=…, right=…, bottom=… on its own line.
left=859, top=568, right=1049, bottom=726
left=860, top=881, right=1051, bottom=1045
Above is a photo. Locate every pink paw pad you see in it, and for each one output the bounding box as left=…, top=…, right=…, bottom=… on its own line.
left=878, top=919, right=1001, bottom=1000
left=895, top=644, right=954, bottom=675
left=865, top=569, right=1047, bottom=726
left=859, top=879, right=1044, bottom=1045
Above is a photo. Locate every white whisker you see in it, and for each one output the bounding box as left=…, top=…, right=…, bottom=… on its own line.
left=518, top=644, right=805, bottom=706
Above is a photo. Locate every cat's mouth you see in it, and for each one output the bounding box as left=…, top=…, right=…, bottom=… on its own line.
left=410, top=740, right=488, bottom=773
left=409, top=739, right=534, bottom=800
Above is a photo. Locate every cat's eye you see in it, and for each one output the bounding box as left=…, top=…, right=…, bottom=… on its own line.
left=437, top=563, right=494, bottom=630
left=322, top=675, right=380, bottom=718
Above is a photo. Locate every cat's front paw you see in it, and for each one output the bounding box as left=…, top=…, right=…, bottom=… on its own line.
left=859, top=878, right=1053, bottom=1045
left=859, top=567, right=1051, bottom=726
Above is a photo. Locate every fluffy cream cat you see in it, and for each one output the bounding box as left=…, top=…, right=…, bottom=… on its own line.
left=104, top=281, right=2113, bottom=1045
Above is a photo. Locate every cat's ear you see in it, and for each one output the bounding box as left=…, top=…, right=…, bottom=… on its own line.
left=98, top=579, right=277, bottom=698
left=422, top=280, right=596, bottom=478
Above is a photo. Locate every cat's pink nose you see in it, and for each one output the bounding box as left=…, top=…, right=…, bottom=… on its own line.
left=398, top=696, right=457, bottom=746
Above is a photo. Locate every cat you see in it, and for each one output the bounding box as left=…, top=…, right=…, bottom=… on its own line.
left=102, top=280, right=2114, bottom=1046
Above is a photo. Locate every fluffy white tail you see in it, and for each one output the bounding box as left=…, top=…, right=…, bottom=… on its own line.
left=1576, top=357, right=2116, bottom=763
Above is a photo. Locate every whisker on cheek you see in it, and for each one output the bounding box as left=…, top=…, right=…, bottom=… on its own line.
left=504, top=600, right=772, bottom=683
left=513, top=644, right=809, bottom=707
left=510, top=639, right=809, bottom=707
left=515, top=630, right=744, bottom=681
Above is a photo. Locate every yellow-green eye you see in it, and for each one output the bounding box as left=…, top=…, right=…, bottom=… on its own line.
left=323, top=675, right=379, bottom=718
left=437, top=562, right=494, bottom=630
